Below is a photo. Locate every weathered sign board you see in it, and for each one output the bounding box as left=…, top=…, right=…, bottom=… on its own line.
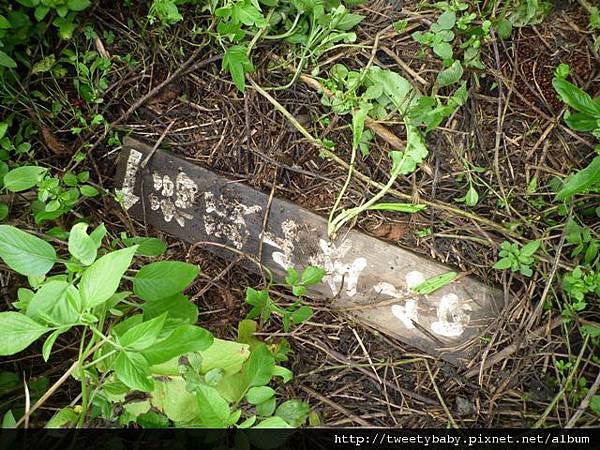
left=115, top=137, right=504, bottom=365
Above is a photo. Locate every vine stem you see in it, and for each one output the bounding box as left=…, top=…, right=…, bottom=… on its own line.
left=14, top=339, right=105, bottom=428
left=248, top=77, right=521, bottom=240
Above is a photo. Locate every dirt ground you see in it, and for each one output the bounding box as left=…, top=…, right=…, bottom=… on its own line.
left=2, top=0, right=599, bottom=427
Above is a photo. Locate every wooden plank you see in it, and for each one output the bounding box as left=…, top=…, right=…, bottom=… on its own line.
left=115, top=137, right=505, bottom=365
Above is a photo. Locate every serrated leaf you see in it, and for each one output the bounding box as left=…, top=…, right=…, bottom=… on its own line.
left=114, top=351, right=153, bottom=392
left=196, top=384, right=230, bottom=427
left=26, top=280, right=79, bottom=325
left=119, top=313, right=167, bottom=351
left=222, top=45, right=254, bottom=92
left=244, top=344, right=275, bottom=387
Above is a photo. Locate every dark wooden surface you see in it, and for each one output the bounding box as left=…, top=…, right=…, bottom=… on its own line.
left=115, top=137, right=505, bottom=365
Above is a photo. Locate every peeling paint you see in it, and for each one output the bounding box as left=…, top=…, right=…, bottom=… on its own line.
left=431, top=293, right=472, bottom=337
left=375, top=281, right=417, bottom=329
left=310, top=239, right=367, bottom=297
left=261, top=219, right=299, bottom=270
left=149, top=170, right=197, bottom=227
left=117, top=149, right=142, bottom=210
left=405, top=271, right=425, bottom=289
left=203, top=192, right=262, bottom=250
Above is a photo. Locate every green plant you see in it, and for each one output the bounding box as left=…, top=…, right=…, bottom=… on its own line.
left=245, top=265, right=325, bottom=332
left=1, top=165, right=99, bottom=223
left=493, top=240, right=541, bottom=277
left=0, top=223, right=307, bottom=428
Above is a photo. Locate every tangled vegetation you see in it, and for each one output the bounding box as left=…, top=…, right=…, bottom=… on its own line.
left=0, top=0, right=599, bottom=429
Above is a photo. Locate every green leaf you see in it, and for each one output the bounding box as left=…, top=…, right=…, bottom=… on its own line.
left=366, top=66, right=419, bottom=114
left=244, top=344, right=275, bottom=387
left=290, top=305, right=312, bottom=324
left=552, top=79, right=600, bottom=117
left=275, top=400, right=310, bottom=427
left=495, top=18, right=513, bottom=39
left=2, top=410, right=16, bottom=429
left=0, top=203, right=8, bottom=221
left=68, top=223, right=97, bottom=265
left=196, top=384, right=230, bottom=427
left=432, top=42, right=453, bottom=60
left=521, top=240, right=541, bottom=257
left=590, top=396, right=600, bottom=415
left=150, top=378, right=199, bottom=422
left=26, top=280, right=79, bottom=325
left=79, top=185, right=99, bottom=197
left=300, top=266, right=325, bottom=286
left=556, top=156, right=600, bottom=201
left=222, top=45, right=254, bottom=93
left=143, top=325, right=213, bottom=365
left=246, top=386, right=275, bottom=405
left=436, top=60, right=463, bottom=87
left=272, top=365, right=293, bottom=383
left=67, top=0, right=91, bottom=11
left=436, top=10, right=456, bottom=30
left=493, top=257, right=512, bottom=270
left=0, top=312, right=49, bottom=356
left=79, top=245, right=138, bottom=308
left=119, top=313, right=167, bottom=351
left=45, top=407, right=79, bottom=428
left=114, top=351, right=153, bottom=392
left=414, top=271, right=457, bottom=295
left=3, top=166, right=46, bottom=192
left=31, top=55, right=56, bottom=74
left=123, top=236, right=167, bottom=257
left=142, top=292, right=198, bottom=325
left=253, top=416, right=293, bottom=428
left=0, top=51, right=16, bottom=69
left=133, top=261, right=199, bottom=301
left=256, top=396, right=276, bottom=416
left=465, top=185, right=479, bottom=206
left=42, top=328, right=65, bottom=362
left=0, top=225, right=57, bottom=276
left=0, top=123, right=7, bottom=140
left=199, top=339, right=250, bottom=376
left=366, top=203, right=426, bottom=213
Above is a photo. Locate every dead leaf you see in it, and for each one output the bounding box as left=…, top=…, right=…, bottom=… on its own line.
left=41, top=126, right=69, bottom=155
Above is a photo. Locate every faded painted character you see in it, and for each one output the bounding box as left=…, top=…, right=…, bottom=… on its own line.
left=310, top=239, right=367, bottom=297
left=379, top=272, right=424, bottom=329
left=261, top=219, right=299, bottom=270
left=203, top=192, right=262, bottom=250
left=431, top=293, right=472, bottom=337
left=149, top=170, right=197, bottom=227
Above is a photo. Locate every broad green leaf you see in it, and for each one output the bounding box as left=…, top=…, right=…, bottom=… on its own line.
left=436, top=60, right=463, bottom=87
left=244, top=344, right=275, bottom=387
left=196, top=384, right=230, bottom=427
left=222, top=45, right=254, bottom=92
left=114, top=351, right=153, bottom=392
left=465, top=185, right=479, bottom=206
left=133, top=261, right=199, bottom=301
left=3, top=166, right=46, bottom=192
left=272, top=365, right=293, bottom=383
left=67, top=0, right=91, bottom=11
left=256, top=396, right=276, bottom=416
left=0, top=203, right=8, bottom=221
left=290, top=305, right=312, bottom=324
left=435, top=11, right=456, bottom=30
left=45, top=407, right=78, bottom=428
left=253, top=416, right=293, bottom=428
left=0, top=51, right=16, bottom=69
left=556, top=156, right=600, bottom=200
left=493, top=257, right=512, bottom=270
left=0, top=312, right=49, bottom=356
left=26, top=280, right=79, bottom=325
left=433, top=42, right=453, bottom=60
left=79, top=245, right=138, bottom=308
left=119, top=313, right=167, bottom=351
left=89, top=223, right=107, bottom=248
left=275, top=400, right=310, bottom=427
left=590, top=396, right=600, bottom=415
left=0, top=225, right=57, bottom=276
left=143, top=325, right=213, bottom=365
left=142, top=293, right=198, bottom=325
left=553, top=79, right=600, bottom=117
left=351, top=104, right=371, bottom=151
left=0, top=123, right=7, bottom=139
left=521, top=240, right=541, bottom=257
left=199, top=339, right=250, bottom=375
left=246, top=386, right=275, bottom=405
left=68, top=223, right=97, bottom=265
left=366, top=66, right=419, bottom=114
left=413, top=272, right=457, bottom=295
left=301, top=266, right=325, bottom=286
left=123, top=236, right=167, bottom=257
left=151, top=377, right=199, bottom=422
left=2, top=410, right=16, bottom=428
